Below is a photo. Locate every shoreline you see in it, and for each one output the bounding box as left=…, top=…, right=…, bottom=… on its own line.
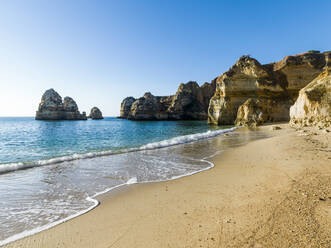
left=0, top=126, right=236, bottom=175
left=4, top=124, right=331, bottom=247
left=0, top=126, right=238, bottom=246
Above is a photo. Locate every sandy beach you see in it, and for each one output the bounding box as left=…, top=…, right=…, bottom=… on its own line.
left=5, top=124, right=331, bottom=248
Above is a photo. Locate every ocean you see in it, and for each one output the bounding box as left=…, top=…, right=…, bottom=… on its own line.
left=0, top=117, right=267, bottom=245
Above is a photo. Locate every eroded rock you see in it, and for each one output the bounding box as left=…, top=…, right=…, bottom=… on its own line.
left=128, top=92, right=162, bottom=120
left=208, top=51, right=330, bottom=126
left=89, top=107, right=104, bottom=120
left=235, top=98, right=291, bottom=127
left=290, top=67, right=331, bottom=128
left=121, top=80, right=215, bottom=121
left=168, top=81, right=206, bottom=120
left=35, top=89, right=87, bottom=120
left=119, top=97, right=136, bottom=118
left=37, top=88, right=64, bottom=112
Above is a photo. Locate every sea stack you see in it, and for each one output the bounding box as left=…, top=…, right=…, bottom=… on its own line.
left=35, top=89, right=87, bottom=120
left=89, top=107, right=104, bottom=120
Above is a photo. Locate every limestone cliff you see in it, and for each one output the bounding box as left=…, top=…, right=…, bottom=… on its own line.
left=290, top=65, right=331, bottom=128
left=120, top=80, right=216, bottom=121
left=35, top=89, right=87, bottom=120
left=201, top=77, right=217, bottom=112
left=167, top=81, right=207, bottom=120
left=119, top=97, right=136, bottom=119
left=208, top=51, right=329, bottom=126
left=127, top=92, right=172, bottom=120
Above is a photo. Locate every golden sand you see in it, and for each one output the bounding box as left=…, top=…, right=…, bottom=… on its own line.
left=6, top=124, right=331, bottom=248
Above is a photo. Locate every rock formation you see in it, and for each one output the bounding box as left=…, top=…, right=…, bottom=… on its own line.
left=120, top=80, right=216, bottom=121
left=88, top=107, right=104, bottom=120
left=119, top=97, right=136, bottom=118
left=119, top=50, right=330, bottom=126
left=208, top=51, right=330, bottom=126
left=290, top=67, right=331, bottom=128
left=235, top=98, right=292, bottom=127
left=200, top=78, right=217, bottom=112
left=167, top=81, right=207, bottom=120
left=127, top=92, right=172, bottom=120
left=35, top=89, right=87, bottom=120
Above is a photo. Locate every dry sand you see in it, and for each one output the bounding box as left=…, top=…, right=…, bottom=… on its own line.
left=5, top=124, right=331, bottom=248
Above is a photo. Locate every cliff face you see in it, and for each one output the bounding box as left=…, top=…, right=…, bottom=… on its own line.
left=35, top=89, right=87, bottom=120
left=201, top=77, right=217, bottom=112
left=120, top=80, right=216, bottom=121
left=119, top=50, right=330, bottom=125
left=235, top=98, right=292, bottom=127
left=290, top=58, right=331, bottom=128
left=167, top=81, right=207, bottom=120
left=208, top=51, right=329, bottom=126
left=127, top=92, right=172, bottom=120
left=120, top=97, right=136, bottom=119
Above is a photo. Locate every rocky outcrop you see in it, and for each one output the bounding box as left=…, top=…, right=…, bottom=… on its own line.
left=119, top=50, right=330, bottom=125
left=121, top=80, right=216, bottom=121
left=290, top=67, right=331, bottom=128
left=208, top=51, right=330, bottom=126
left=119, top=97, right=136, bottom=118
left=128, top=92, right=158, bottom=120
left=167, top=81, right=206, bottom=120
left=235, top=98, right=292, bottom=127
left=127, top=93, right=172, bottom=120
left=201, top=78, right=217, bottom=112
left=273, top=51, right=327, bottom=92
left=35, top=89, right=87, bottom=120
left=88, top=107, right=104, bottom=120
left=63, top=97, right=79, bottom=112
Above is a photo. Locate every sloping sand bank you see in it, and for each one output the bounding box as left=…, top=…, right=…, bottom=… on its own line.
left=5, top=124, right=331, bottom=248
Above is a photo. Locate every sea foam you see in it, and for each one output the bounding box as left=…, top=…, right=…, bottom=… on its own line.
left=0, top=127, right=236, bottom=175
left=0, top=127, right=237, bottom=246
left=0, top=177, right=138, bottom=247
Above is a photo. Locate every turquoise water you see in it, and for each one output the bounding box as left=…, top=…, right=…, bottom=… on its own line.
left=0, top=117, right=268, bottom=245
left=0, top=117, right=222, bottom=165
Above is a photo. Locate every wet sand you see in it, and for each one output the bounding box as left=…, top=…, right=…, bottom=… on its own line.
left=5, top=124, right=331, bottom=248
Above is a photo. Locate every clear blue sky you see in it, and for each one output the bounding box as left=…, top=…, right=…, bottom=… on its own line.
left=0, top=0, right=330, bottom=116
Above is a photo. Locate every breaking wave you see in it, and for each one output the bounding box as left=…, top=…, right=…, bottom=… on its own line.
left=0, top=127, right=236, bottom=175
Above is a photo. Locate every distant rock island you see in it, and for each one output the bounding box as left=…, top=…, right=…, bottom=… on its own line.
left=35, top=89, right=88, bottom=120
left=88, top=107, right=104, bottom=120
left=120, top=50, right=330, bottom=128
